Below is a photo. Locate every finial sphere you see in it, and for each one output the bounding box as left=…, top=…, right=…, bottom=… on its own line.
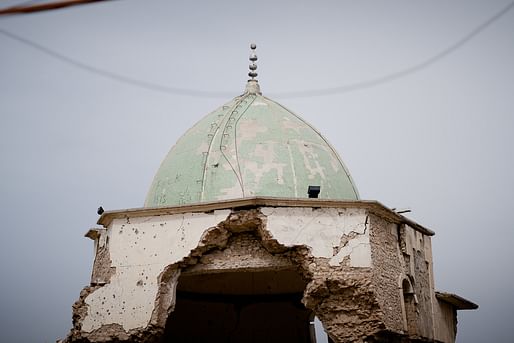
left=248, top=44, right=258, bottom=80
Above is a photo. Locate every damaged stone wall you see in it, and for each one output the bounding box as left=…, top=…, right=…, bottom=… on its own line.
left=185, top=232, right=295, bottom=274
left=64, top=210, right=231, bottom=342
left=400, top=224, right=436, bottom=340
left=368, top=214, right=405, bottom=334
left=87, top=228, right=116, bottom=285
left=367, top=215, right=439, bottom=341
left=64, top=205, right=445, bottom=343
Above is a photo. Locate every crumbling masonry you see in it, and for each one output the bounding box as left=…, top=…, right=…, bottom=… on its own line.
left=62, top=198, right=476, bottom=343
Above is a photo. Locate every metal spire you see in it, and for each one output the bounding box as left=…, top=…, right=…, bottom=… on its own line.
left=245, top=43, right=261, bottom=95
left=248, top=43, right=258, bottom=80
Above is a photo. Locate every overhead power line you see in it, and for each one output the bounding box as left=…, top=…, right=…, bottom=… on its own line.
left=0, top=28, right=234, bottom=98
left=0, top=0, right=513, bottom=99
left=270, top=0, right=514, bottom=98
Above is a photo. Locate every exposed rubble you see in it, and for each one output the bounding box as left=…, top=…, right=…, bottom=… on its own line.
left=62, top=202, right=476, bottom=343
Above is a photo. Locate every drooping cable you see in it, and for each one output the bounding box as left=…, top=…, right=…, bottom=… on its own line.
left=0, top=27, right=235, bottom=98
left=0, top=0, right=512, bottom=98
left=269, top=0, right=514, bottom=98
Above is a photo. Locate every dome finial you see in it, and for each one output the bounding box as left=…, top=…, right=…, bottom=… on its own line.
left=248, top=43, right=258, bottom=80
left=245, top=43, right=261, bottom=94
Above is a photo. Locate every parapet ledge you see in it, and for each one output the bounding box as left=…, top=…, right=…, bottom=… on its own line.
left=84, top=227, right=105, bottom=240
left=436, top=291, right=479, bottom=310
left=96, top=197, right=435, bottom=236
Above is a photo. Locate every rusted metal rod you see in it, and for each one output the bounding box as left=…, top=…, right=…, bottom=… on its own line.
left=0, top=0, right=115, bottom=16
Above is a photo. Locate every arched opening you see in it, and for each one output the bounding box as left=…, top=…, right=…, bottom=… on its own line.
left=161, top=269, right=314, bottom=342
left=402, top=278, right=417, bottom=336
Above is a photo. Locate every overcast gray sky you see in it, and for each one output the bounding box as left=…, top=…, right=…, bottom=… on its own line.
left=0, top=0, right=513, bottom=342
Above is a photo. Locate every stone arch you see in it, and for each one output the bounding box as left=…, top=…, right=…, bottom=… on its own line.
left=145, top=209, right=384, bottom=343
left=401, top=277, right=417, bottom=336
left=159, top=224, right=313, bottom=341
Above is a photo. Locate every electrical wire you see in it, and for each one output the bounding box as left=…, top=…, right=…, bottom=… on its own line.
left=0, top=27, right=234, bottom=98
left=0, top=0, right=512, bottom=99
left=269, top=0, right=514, bottom=98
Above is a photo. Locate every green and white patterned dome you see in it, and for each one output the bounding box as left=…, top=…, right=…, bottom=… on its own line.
left=145, top=80, right=359, bottom=207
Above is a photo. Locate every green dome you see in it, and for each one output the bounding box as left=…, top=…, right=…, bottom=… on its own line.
left=145, top=81, right=359, bottom=207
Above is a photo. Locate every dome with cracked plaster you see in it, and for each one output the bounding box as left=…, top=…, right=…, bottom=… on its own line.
left=145, top=80, right=359, bottom=207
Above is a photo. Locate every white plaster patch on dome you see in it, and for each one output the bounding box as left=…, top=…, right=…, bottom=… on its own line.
left=220, top=158, right=236, bottom=172
left=251, top=100, right=268, bottom=107
left=245, top=142, right=286, bottom=185
left=330, top=154, right=341, bottom=172
left=296, top=140, right=326, bottom=180
left=237, top=118, right=268, bottom=141
left=286, top=143, right=299, bottom=197
left=219, top=146, right=240, bottom=174
left=218, top=181, right=244, bottom=200
left=281, top=116, right=305, bottom=133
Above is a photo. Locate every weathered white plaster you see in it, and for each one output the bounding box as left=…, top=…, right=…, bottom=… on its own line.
left=237, top=118, right=268, bottom=140
left=97, top=229, right=108, bottom=248
left=297, top=142, right=327, bottom=179
left=81, top=210, right=230, bottom=333
left=331, top=234, right=372, bottom=267
left=245, top=142, right=286, bottom=185
left=83, top=206, right=373, bottom=333
left=261, top=207, right=371, bottom=267
left=251, top=100, right=268, bottom=107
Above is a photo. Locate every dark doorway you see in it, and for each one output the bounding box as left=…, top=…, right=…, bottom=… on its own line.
left=160, top=269, right=313, bottom=342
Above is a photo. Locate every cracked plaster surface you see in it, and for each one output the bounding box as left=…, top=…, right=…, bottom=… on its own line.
left=65, top=206, right=464, bottom=343
left=73, top=206, right=373, bottom=341
left=81, top=210, right=230, bottom=333
left=261, top=207, right=371, bottom=267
